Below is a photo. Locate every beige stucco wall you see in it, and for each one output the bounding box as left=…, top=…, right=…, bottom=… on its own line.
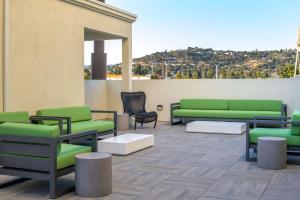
left=7, top=0, right=132, bottom=113
left=85, top=78, right=300, bottom=122
left=0, top=0, right=3, bottom=112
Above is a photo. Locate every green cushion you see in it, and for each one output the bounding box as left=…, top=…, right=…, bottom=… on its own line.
left=0, top=122, right=61, bottom=152
left=57, top=144, right=91, bottom=170
left=291, top=110, right=300, bottom=135
left=0, top=112, right=30, bottom=123
left=0, top=143, right=91, bottom=170
left=0, top=122, right=60, bottom=138
left=63, top=120, right=114, bottom=134
left=228, top=99, right=282, bottom=112
left=180, top=99, right=228, bottom=110
left=250, top=128, right=300, bottom=146
left=36, top=106, right=92, bottom=125
left=173, top=109, right=281, bottom=119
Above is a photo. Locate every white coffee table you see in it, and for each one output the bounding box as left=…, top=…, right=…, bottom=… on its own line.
left=186, top=121, right=246, bottom=135
left=98, top=134, right=154, bottom=155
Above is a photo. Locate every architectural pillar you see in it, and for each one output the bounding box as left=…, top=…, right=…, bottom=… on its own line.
left=122, top=36, right=132, bottom=91
left=91, top=40, right=107, bottom=80
left=90, top=0, right=106, bottom=80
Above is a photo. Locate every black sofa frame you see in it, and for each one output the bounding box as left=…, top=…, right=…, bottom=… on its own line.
left=34, top=110, right=118, bottom=137
left=170, top=102, right=288, bottom=125
left=246, top=116, right=300, bottom=163
left=0, top=116, right=98, bottom=199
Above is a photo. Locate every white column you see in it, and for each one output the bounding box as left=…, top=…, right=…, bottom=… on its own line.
left=122, top=36, right=132, bottom=91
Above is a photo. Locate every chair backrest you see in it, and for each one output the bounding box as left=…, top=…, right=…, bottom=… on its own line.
left=121, top=91, right=146, bottom=115
left=0, top=111, right=30, bottom=123
left=36, top=106, right=92, bottom=125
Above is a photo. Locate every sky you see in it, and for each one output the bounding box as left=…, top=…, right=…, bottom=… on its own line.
left=84, top=0, right=300, bottom=65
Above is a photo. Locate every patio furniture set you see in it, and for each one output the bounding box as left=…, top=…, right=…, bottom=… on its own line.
left=0, top=92, right=157, bottom=198
left=171, top=98, right=300, bottom=168
left=0, top=95, right=299, bottom=198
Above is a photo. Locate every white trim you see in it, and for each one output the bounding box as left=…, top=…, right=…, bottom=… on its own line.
left=61, top=0, right=137, bottom=23
left=3, top=0, right=9, bottom=111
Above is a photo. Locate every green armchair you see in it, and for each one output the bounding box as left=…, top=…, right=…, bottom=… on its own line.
left=0, top=122, right=97, bottom=199
left=246, top=110, right=300, bottom=162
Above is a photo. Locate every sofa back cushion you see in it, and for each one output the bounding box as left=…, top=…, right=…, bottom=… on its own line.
left=0, top=111, right=30, bottom=123
left=180, top=99, right=228, bottom=110
left=36, top=106, right=92, bottom=125
left=291, top=110, right=300, bottom=135
left=228, top=100, right=282, bottom=112
left=0, top=122, right=61, bottom=153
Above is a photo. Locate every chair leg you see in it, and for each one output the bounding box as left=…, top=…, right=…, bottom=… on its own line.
left=141, top=123, right=143, bottom=127
left=154, top=119, right=157, bottom=128
left=49, top=175, right=57, bottom=199
left=134, top=120, right=137, bottom=130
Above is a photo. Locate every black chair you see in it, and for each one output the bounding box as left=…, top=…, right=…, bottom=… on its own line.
left=121, top=91, right=157, bottom=129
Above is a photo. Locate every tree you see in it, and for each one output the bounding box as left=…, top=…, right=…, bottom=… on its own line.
left=175, top=71, right=182, bottom=79
left=84, top=68, right=91, bottom=80
left=192, top=70, right=199, bottom=79
left=278, top=64, right=295, bottom=78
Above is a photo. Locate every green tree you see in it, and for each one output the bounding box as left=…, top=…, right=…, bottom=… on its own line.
left=192, top=70, right=199, bottom=79
left=84, top=68, right=91, bottom=80
left=278, top=64, right=295, bottom=78
left=175, top=71, right=182, bottom=79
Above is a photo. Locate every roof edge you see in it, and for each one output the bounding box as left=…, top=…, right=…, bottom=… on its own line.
left=61, top=0, right=137, bottom=23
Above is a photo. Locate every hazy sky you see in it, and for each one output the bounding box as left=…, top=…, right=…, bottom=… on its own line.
left=84, top=0, right=300, bottom=65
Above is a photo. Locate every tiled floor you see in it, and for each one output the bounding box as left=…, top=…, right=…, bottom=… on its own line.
left=1, top=122, right=300, bottom=200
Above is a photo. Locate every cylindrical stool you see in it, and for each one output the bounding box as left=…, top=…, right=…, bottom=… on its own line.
left=257, top=137, right=287, bottom=170
left=117, top=113, right=129, bottom=131
left=75, top=152, right=112, bottom=197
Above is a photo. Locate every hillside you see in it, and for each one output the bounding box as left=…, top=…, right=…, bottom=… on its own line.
left=108, top=47, right=297, bottom=79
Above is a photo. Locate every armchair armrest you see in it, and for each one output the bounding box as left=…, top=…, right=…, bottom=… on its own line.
left=91, top=110, right=117, bottom=136
left=249, top=118, right=300, bottom=128
left=253, top=116, right=291, bottom=120
left=282, top=104, right=287, bottom=117
left=57, top=130, right=98, bottom=151
left=30, top=116, right=72, bottom=135
left=170, top=103, right=180, bottom=115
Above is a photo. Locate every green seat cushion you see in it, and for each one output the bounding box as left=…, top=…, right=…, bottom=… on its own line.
left=173, top=109, right=281, bottom=119
left=228, top=99, right=282, bottom=112
left=250, top=128, right=300, bottom=146
left=180, top=99, right=228, bottom=110
left=291, top=110, right=300, bottom=135
left=64, top=120, right=114, bottom=134
left=0, top=111, right=30, bottom=123
left=57, top=144, right=91, bottom=170
left=36, top=106, right=92, bottom=125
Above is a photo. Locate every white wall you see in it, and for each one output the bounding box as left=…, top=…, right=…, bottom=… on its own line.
left=84, top=80, right=108, bottom=119
left=85, top=78, right=300, bottom=122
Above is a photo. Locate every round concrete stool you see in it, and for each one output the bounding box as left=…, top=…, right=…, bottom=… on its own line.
left=257, top=137, right=287, bottom=170
left=117, top=113, right=129, bottom=131
left=75, top=152, right=112, bottom=197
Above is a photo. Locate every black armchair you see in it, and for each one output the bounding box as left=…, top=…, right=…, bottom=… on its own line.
left=121, top=91, right=157, bottom=129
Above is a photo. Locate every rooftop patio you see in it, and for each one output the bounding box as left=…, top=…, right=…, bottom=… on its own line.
left=1, top=123, right=300, bottom=200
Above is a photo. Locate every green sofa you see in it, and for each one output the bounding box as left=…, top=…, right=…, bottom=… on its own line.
left=36, top=106, right=117, bottom=137
left=246, top=110, right=300, bottom=162
left=0, top=118, right=98, bottom=198
left=170, top=99, right=287, bottom=124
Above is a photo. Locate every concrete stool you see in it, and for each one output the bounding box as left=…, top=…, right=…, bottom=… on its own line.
left=75, top=152, right=112, bottom=197
left=117, top=113, right=129, bottom=131
left=257, top=137, right=287, bottom=170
